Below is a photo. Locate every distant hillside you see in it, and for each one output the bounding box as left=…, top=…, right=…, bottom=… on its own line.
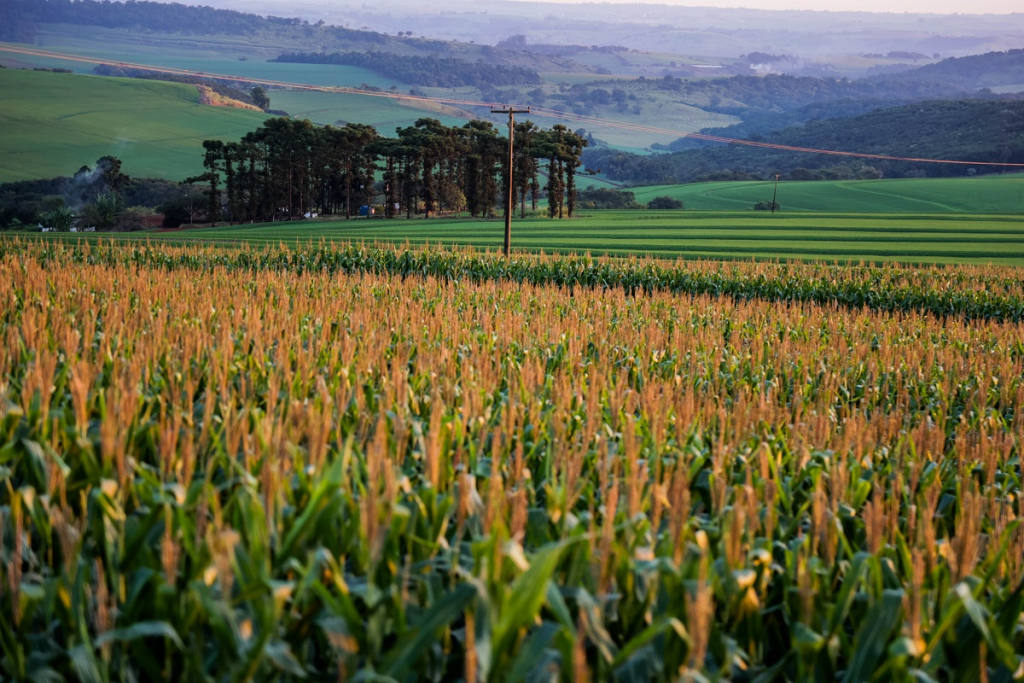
left=653, top=99, right=919, bottom=152
left=645, top=73, right=965, bottom=116
left=273, top=52, right=542, bottom=88
left=556, top=73, right=973, bottom=127
left=586, top=100, right=1024, bottom=184
left=1, top=0, right=365, bottom=41
left=874, top=49, right=1024, bottom=91
left=628, top=174, right=1024, bottom=214
left=644, top=70, right=1022, bottom=152
left=0, top=0, right=586, bottom=74
left=0, top=68, right=268, bottom=182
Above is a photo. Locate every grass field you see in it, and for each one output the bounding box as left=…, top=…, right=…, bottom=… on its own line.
left=60, top=209, right=1024, bottom=266
left=1, top=29, right=744, bottom=152
left=0, top=68, right=270, bottom=182
left=510, top=101, right=737, bottom=152
left=6, top=27, right=400, bottom=90
left=632, top=175, right=1024, bottom=213
left=270, top=90, right=471, bottom=133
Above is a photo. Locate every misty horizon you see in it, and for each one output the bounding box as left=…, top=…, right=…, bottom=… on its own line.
left=501, top=0, right=1023, bottom=14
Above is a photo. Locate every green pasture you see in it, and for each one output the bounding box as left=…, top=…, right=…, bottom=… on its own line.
left=632, top=175, right=1024, bottom=214
left=56, top=210, right=1024, bottom=266
left=514, top=102, right=737, bottom=151
left=270, top=90, right=470, bottom=133
left=1, top=26, right=744, bottom=152
left=0, top=68, right=269, bottom=182
left=0, top=28, right=462, bottom=135
left=0, top=37, right=401, bottom=90
left=6, top=26, right=401, bottom=89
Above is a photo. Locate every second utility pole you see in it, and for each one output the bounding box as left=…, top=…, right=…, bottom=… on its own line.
left=491, top=106, right=530, bottom=257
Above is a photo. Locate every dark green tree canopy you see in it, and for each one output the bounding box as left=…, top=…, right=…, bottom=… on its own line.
left=195, top=117, right=586, bottom=223
left=250, top=86, right=270, bottom=111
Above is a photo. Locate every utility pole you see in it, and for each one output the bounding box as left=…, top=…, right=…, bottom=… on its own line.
left=771, top=173, right=781, bottom=214
left=491, top=106, right=530, bottom=257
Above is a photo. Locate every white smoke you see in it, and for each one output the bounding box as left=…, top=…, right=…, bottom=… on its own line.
left=751, top=59, right=803, bottom=74
left=65, top=162, right=111, bottom=209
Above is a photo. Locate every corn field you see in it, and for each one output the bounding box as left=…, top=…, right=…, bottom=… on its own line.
left=1, top=238, right=1022, bottom=682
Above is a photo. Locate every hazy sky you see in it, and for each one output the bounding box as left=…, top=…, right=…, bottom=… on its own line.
left=528, top=0, right=1021, bottom=13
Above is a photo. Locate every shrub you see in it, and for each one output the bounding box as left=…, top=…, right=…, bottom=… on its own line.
left=575, top=188, right=642, bottom=210
left=79, top=192, right=124, bottom=229
left=647, top=196, right=684, bottom=209
left=113, top=208, right=150, bottom=232
left=40, top=204, right=74, bottom=231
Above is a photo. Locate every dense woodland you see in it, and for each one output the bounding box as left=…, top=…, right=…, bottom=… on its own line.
left=274, top=52, right=542, bottom=88
left=187, top=117, right=587, bottom=225
left=586, top=100, right=1024, bottom=184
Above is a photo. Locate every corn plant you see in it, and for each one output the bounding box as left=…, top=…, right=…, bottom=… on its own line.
left=0, top=239, right=1022, bottom=681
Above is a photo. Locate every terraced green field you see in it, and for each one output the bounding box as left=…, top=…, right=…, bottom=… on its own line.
left=632, top=175, right=1024, bottom=213
left=0, top=68, right=269, bottom=182
left=72, top=210, right=1024, bottom=265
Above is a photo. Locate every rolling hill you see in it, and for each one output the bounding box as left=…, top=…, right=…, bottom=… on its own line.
left=874, top=49, right=1024, bottom=91
left=0, top=68, right=270, bottom=182
left=630, top=174, right=1024, bottom=214
left=587, top=100, right=1024, bottom=184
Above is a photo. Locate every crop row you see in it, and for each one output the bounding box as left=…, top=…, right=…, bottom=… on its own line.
left=0, top=243, right=1022, bottom=681
left=7, top=238, right=1024, bottom=324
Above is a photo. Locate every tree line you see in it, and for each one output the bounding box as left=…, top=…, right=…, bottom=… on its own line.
left=273, top=52, right=542, bottom=88
left=186, top=117, right=587, bottom=225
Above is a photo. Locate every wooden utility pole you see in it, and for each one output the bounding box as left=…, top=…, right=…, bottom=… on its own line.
left=491, top=106, right=530, bottom=257
left=771, top=173, right=781, bottom=214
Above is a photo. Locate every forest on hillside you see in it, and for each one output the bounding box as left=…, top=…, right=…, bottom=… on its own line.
left=874, top=49, right=1024, bottom=90
left=644, top=74, right=972, bottom=115
left=586, top=100, right=1024, bottom=184
left=517, top=73, right=1001, bottom=130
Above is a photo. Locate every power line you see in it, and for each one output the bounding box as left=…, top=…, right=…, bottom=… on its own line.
left=4, top=44, right=1024, bottom=169
left=491, top=107, right=531, bottom=257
